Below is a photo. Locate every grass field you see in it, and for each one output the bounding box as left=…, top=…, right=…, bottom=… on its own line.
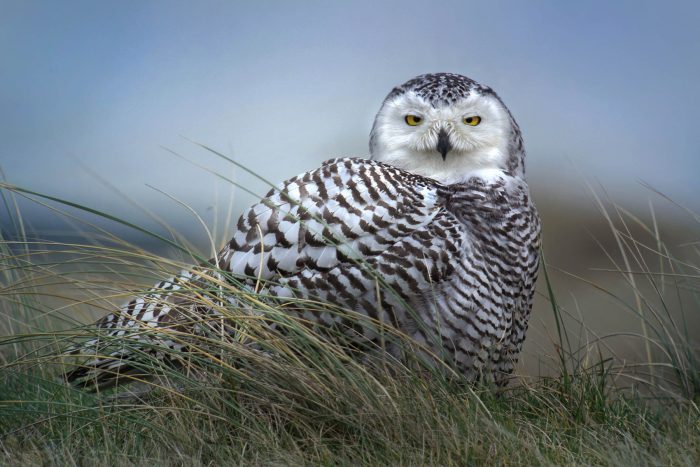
left=1, top=177, right=698, bottom=465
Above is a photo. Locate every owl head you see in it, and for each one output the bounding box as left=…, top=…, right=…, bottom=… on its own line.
left=369, top=73, right=526, bottom=184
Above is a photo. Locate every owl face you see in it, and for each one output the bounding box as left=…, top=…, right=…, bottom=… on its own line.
left=369, top=75, right=518, bottom=184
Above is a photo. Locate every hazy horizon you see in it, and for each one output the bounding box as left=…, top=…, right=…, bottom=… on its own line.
left=2, top=1, right=699, bottom=240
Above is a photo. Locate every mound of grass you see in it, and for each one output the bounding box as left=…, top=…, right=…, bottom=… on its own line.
left=1, top=161, right=698, bottom=465
left=1, top=348, right=698, bottom=465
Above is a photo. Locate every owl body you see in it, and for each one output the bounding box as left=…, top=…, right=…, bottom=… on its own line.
left=65, top=73, right=540, bottom=388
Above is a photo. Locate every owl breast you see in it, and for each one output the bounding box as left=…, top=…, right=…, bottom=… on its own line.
left=409, top=173, right=540, bottom=382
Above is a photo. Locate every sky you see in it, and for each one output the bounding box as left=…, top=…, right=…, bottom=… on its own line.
left=1, top=0, right=699, bottom=243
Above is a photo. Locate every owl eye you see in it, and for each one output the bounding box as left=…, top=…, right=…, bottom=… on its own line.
left=405, top=115, right=423, bottom=126
left=462, top=116, right=481, bottom=126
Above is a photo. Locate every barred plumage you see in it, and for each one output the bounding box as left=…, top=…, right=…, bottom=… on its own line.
left=65, top=73, right=540, bottom=389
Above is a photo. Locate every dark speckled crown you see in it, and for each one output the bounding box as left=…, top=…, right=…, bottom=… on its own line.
left=385, top=73, right=494, bottom=107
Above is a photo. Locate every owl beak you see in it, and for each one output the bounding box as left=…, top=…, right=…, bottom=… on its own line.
left=436, top=129, right=452, bottom=161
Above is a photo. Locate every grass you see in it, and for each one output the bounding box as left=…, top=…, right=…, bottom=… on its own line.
left=1, top=363, right=697, bottom=465
left=0, top=158, right=698, bottom=465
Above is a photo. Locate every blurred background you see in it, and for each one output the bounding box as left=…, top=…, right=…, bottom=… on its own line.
left=1, top=0, right=698, bottom=379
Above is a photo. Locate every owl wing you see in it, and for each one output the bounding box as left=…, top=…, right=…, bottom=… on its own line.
left=219, top=157, right=462, bottom=290
left=64, top=158, right=466, bottom=390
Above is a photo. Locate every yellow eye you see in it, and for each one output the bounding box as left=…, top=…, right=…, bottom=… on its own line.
left=463, top=116, right=481, bottom=126
left=405, top=115, right=423, bottom=126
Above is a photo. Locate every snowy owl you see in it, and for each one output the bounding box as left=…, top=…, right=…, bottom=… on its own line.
left=65, top=73, right=540, bottom=389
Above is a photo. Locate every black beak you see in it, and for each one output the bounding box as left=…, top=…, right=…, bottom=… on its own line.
left=436, top=129, right=452, bottom=161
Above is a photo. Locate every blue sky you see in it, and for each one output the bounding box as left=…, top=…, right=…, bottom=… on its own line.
left=1, top=1, right=699, bottom=238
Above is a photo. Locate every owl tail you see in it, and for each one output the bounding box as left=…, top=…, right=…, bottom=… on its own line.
left=63, top=348, right=168, bottom=392
left=62, top=267, right=229, bottom=392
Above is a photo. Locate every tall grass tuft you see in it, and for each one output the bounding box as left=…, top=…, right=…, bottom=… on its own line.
left=0, top=165, right=698, bottom=465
